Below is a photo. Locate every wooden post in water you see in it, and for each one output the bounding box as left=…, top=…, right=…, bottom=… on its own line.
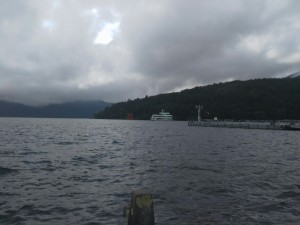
left=127, top=190, right=155, bottom=225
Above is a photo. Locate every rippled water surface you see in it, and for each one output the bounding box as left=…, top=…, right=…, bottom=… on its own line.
left=1, top=118, right=300, bottom=225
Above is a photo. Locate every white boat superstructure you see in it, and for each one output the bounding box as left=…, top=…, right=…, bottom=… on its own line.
left=150, top=110, right=173, bottom=121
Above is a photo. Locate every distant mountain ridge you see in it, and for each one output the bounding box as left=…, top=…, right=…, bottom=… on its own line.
left=0, top=100, right=111, bottom=118
left=286, top=71, right=300, bottom=78
left=95, top=77, right=300, bottom=120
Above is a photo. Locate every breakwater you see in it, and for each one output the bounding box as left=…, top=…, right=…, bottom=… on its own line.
left=188, top=120, right=300, bottom=130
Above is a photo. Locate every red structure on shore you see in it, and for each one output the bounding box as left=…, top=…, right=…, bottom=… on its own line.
left=127, top=113, right=134, bottom=120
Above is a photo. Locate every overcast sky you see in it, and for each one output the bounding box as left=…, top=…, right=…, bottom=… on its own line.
left=1, top=0, right=300, bottom=105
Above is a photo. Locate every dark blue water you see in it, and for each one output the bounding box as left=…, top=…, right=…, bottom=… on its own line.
left=0, top=118, right=300, bottom=225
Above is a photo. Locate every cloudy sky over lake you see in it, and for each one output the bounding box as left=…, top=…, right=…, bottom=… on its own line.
left=1, top=0, right=300, bottom=105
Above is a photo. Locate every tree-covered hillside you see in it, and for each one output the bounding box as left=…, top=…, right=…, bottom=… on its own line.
left=95, top=77, right=300, bottom=120
left=0, top=100, right=111, bottom=118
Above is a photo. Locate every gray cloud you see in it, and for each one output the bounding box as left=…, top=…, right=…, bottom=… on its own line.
left=0, top=0, right=300, bottom=105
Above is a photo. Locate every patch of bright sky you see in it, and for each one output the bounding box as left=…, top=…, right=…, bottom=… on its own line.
left=82, top=7, right=120, bottom=45
left=51, top=0, right=61, bottom=9
left=94, top=21, right=120, bottom=45
left=83, top=8, right=100, bottom=17
left=42, top=19, right=55, bottom=30
left=241, top=35, right=270, bottom=54
left=266, top=48, right=280, bottom=59
left=279, top=52, right=300, bottom=64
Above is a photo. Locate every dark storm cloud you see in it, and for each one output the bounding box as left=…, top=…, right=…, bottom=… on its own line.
left=0, top=0, right=300, bottom=105
left=125, top=0, right=300, bottom=85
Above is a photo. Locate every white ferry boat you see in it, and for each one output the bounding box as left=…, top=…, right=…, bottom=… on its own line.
left=150, top=110, right=173, bottom=121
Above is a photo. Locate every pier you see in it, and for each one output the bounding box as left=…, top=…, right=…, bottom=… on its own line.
left=189, top=105, right=300, bottom=130
left=188, top=120, right=294, bottom=130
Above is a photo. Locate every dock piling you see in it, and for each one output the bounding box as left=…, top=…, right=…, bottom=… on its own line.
left=127, top=190, right=155, bottom=225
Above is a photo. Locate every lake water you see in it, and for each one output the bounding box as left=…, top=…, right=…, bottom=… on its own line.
left=0, top=118, right=300, bottom=225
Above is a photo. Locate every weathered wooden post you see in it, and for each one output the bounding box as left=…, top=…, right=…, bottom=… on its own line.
left=127, top=190, right=155, bottom=225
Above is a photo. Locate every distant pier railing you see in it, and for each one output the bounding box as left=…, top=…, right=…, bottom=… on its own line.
left=188, top=120, right=300, bottom=131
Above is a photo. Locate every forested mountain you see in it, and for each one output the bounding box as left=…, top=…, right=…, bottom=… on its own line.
left=0, top=100, right=111, bottom=118
left=95, top=77, right=300, bottom=120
